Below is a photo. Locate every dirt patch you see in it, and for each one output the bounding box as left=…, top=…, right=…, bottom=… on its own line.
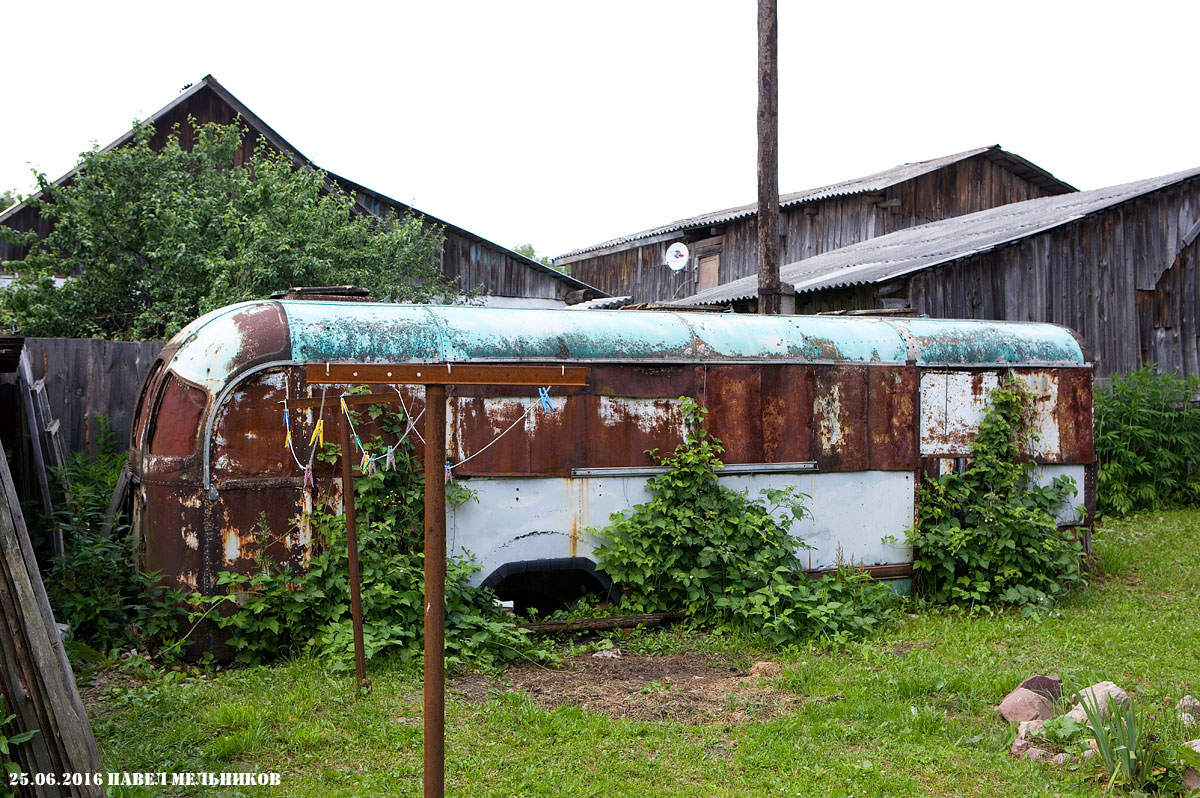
left=452, top=652, right=802, bottom=724
left=77, top=671, right=150, bottom=714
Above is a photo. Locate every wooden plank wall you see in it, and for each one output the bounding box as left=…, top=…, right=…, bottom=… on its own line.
left=0, top=439, right=104, bottom=797
left=23, top=339, right=163, bottom=457
left=886, top=177, right=1200, bottom=380
left=569, top=153, right=1061, bottom=303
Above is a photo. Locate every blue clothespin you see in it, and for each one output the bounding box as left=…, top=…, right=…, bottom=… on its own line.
left=283, top=407, right=290, bottom=428
left=444, top=460, right=453, bottom=483
left=538, top=387, right=554, bottom=413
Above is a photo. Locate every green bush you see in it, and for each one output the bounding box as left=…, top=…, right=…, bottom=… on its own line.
left=194, top=404, right=547, bottom=670
left=45, top=419, right=186, bottom=655
left=593, top=398, right=895, bottom=646
left=907, top=377, right=1083, bottom=613
left=1095, top=365, right=1200, bottom=515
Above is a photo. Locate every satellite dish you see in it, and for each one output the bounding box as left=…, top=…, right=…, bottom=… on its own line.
left=665, top=242, right=690, bottom=271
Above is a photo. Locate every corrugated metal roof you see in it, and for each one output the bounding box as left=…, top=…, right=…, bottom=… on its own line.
left=556, top=145, right=1075, bottom=260
left=676, top=166, right=1200, bottom=306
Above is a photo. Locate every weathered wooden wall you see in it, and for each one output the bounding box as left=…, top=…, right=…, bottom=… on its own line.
left=792, top=176, right=1200, bottom=381
left=1147, top=234, right=1200, bottom=378
left=23, top=339, right=163, bottom=456
left=567, top=153, right=1061, bottom=303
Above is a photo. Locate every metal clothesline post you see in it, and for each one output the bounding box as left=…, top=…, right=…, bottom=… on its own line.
left=304, top=363, right=588, bottom=798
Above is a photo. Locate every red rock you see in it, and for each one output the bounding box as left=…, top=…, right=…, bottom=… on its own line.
left=997, top=687, right=1054, bottom=723
left=1018, top=675, right=1063, bottom=701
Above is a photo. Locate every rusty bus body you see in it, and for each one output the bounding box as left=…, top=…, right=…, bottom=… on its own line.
left=129, top=300, right=1094, bottom=612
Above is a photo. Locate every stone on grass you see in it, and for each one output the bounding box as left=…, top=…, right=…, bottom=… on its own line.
left=749, top=661, right=781, bottom=677
left=1021, top=747, right=1050, bottom=761
left=1011, top=739, right=1031, bottom=756
left=998, top=687, right=1054, bottom=723
left=1017, top=720, right=1046, bottom=741
left=592, top=647, right=622, bottom=659
left=1050, top=753, right=1071, bottom=766
left=1018, top=675, right=1063, bottom=701
left=1065, top=681, right=1130, bottom=724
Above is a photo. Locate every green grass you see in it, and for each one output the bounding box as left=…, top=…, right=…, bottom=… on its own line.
left=88, top=510, right=1200, bottom=797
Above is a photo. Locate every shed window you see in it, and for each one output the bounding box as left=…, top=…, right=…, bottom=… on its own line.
left=148, top=375, right=207, bottom=457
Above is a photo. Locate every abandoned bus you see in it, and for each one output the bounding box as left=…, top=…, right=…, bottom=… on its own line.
left=128, top=300, right=1094, bottom=622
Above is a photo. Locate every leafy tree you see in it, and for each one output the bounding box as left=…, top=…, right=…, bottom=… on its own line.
left=514, top=242, right=568, bottom=275
left=0, top=189, right=16, bottom=212
left=0, top=120, right=448, bottom=340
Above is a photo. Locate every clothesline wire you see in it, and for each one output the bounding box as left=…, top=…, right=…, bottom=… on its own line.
left=282, top=386, right=556, bottom=479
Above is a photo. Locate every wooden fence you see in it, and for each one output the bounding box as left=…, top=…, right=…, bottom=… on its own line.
left=22, top=339, right=163, bottom=457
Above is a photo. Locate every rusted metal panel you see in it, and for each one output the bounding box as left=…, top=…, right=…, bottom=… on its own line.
left=211, top=369, right=293, bottom=479
left=868, top=366, right=918, bottom=470
left=760, top=365, right=813, bottom=463
left=148, top=375, right=207, bottom=457
left=451, top=395, right=587, bottom=477
left=582, top=395, right=685, bottom=469
left=1011, top=369, right=1062, bottom=462
left=812, top=365, right=869, bottom=471
left=208, top=486, right=311, bottom=575
left=139, top=483, right=204, bottom=593
left=704, top=365, right=762, bottom=464
left=919, top=370, right=1001, bottom=456
left=589, top=364, right=705, bottom=399
left=1053, top=367, right=1095, bottom=465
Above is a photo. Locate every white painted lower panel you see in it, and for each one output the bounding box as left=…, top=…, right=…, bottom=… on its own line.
left=448, top=470, right=915, bottom=586
left=1032, top=464, right=1087, bottom=525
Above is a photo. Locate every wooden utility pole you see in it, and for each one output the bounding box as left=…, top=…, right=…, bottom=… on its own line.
left=756, top=0, right=781, bottom=315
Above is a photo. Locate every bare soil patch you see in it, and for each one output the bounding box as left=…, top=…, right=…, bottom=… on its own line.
left=453, top=651, right=804, bottom=724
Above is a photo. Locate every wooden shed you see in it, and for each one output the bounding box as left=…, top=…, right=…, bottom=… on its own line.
left=677, top=167, right=1200, bottom=381
left=556, top=146, right=1074, bottom=303
left=0, top=75, right=603, bottom=308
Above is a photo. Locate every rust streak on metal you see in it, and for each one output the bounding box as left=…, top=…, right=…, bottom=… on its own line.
left=868, top=367, right=918, bottom=470
left=306, top=363, right=588, bottom=386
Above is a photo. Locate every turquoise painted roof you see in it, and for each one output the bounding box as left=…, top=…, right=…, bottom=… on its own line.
left=168, top=301, right=1088, bottom=389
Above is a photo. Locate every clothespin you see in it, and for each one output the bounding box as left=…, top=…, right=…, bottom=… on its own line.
left=538, top=387, right=555, bottom=413
left=444, top=460, right=453, bottom=483
left=302, top=464, right=314, bottom=489
left=309, top=419, right=324, bottom=447
left=340, top=395, right=350, bottom=415
left=385, top=447, right=396, bottom=471
left=366, top=458, right=377, bottom=476
left=354, top=434, right=363, bottom=454
left=283, top=407, right=290, bottom=428
left=283, top=429, right=292, bottom=451
left=360, top=451, right=371, bottom=472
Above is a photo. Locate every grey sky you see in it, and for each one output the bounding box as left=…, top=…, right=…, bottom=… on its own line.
left=3, top=1, right=1196, bottom=259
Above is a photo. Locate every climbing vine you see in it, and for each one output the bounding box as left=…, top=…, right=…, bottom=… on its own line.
left=907, top=376, right=1084, bottom=613
left=594, top=398, right=895, bottom=646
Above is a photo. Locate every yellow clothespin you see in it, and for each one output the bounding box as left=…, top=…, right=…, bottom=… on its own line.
left=309, top=419, right=324, bottom=447
left=340, top=396, right=349, bottom=415
left=284, top=429, right=292, bottom=451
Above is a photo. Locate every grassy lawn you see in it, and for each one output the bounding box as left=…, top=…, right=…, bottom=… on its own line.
left=88, top=510, right=1200, bottom=797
